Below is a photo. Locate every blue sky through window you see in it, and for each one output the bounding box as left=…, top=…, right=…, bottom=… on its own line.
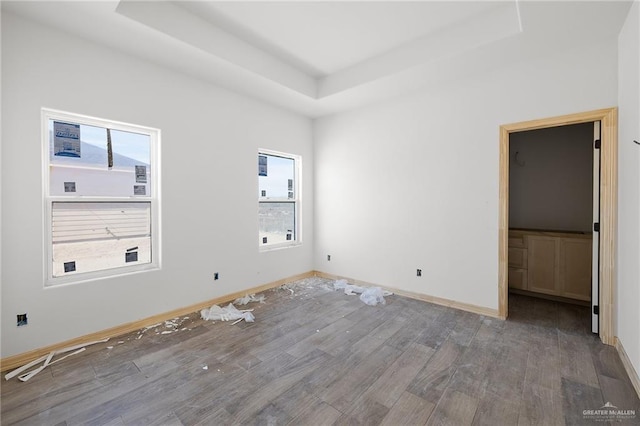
left=49, top=120, right=150, bottom=165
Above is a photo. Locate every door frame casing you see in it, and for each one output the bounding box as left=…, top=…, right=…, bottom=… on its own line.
left=498, top=107, right=617, bottom=345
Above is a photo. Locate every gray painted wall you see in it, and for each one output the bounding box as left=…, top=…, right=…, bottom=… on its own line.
left=509, top=123, right=594, bottom=233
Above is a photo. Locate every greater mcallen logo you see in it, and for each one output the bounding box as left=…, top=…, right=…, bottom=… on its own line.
left=583, top=402, right=636, bottom=422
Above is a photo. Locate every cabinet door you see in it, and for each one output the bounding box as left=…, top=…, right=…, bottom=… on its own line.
left=527, top=236, right=560, bottom=296
left=508, top=247, right=528, bottom=268
left=508, top=267, right=527, bottom=290
left=560, top=238, right=592, bottom=301
left=509, top=232, right=527, bottom=248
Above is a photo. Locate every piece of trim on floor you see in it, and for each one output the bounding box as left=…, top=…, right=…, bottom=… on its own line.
left=0, top=271, right=314, bottom=373
left=5, top=338, right=109, bottom=382
left=313, top=271, right=501, bottom=318
left=615, top=336, right=640, bottom=399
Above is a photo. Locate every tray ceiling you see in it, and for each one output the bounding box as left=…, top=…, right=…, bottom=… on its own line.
left=2, top=1, right=633, bottom=117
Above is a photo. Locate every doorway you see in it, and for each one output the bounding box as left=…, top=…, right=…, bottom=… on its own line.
left=498, top=108, right=618, bottom=346
left=508, top=122, right=596, bottom=332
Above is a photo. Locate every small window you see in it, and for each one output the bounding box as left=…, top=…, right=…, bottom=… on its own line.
left=258, top=150, right=300, bottom=249
left=43, top=109, right=160, bottom=285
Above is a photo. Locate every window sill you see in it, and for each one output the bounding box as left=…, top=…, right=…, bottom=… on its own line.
left=259, top=242, right=302, bottom=253
left=44, top=263, right=160, bottom=288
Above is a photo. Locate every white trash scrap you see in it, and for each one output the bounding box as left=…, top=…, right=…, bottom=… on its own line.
left=201, top=303, right=255, bottom=325
left=333, top=279, right=393, bottom=306
left=234, top=293, right=266, bottom=305
left=279, top=283, right=296, bottom=295
left=5, top=338, right=110, bottom=382
left=136, top=316, right=191, bottom=339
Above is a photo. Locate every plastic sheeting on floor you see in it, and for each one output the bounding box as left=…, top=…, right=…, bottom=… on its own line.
left=201, top=303, right=255, bottom=324
left=333, top=279, right=393, bottom=306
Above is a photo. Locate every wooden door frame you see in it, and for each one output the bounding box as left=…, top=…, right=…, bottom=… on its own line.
left=498, top=108, right=617, bottom=345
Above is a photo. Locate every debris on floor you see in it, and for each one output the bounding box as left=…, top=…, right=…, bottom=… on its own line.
left=359, top=287, right=391, bottom=306
left=277, top=277, right=334, bottom=300
left=201, top=303, right=255, bottom=324
left=234, top=293, right=266, bottom=305
left=334, top=279, right=364, bottom=295
left=4, top=338, right=110, bottom=382
left=279, top=283, right=296, bottom=295
left=333, top=279, right=392, bottom=306
left=136, top=316, right=192, bottom=339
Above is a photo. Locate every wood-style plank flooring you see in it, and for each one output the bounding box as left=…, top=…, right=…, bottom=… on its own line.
left=2, top=277, right=639, bottom=425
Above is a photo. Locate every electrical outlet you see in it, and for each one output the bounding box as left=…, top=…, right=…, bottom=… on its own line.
left=417, top=269, right=422, bottom=277
left=327, top=255, right=331, bottom=261
left=214, top=272, right=219, bottom=281
left=17, top=313, right=28, bottom=327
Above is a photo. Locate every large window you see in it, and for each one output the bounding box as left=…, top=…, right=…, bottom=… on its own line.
left=43, top=109, right=160, bottom=285
left=258, top=150, right=300, bottom=250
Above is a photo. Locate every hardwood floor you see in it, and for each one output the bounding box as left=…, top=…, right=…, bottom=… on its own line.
left=2, top=277, right=638, bottom=425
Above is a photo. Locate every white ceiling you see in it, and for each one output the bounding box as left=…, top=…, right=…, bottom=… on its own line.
left=2, top=1, right=633, bottom=118
left=177, top=1, right=501, bottom=77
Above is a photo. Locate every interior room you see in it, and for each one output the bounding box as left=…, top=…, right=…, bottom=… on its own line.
left=1, top=1, right=639, bottom=424
left=508, top=123, right=595, bottom=310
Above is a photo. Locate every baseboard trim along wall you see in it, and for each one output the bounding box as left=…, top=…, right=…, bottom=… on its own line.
left=615, top=337, right=640, bottom=399
left=0, top=271, right=314, bottom=373
left=2, top=270, right=504, bottom=372
left=314, top=271, right=501, bottom=319
left=4, top=270, right=636, bottom=398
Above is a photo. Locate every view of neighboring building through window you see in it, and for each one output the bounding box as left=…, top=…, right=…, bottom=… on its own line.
left=44, top=109, right=160, bottom=284
left=258, top=151, right=300, bottom=249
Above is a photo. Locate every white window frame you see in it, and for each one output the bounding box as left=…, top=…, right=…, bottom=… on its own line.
left=42, top=108, right=161, bottom=286
left=258, top=149, right=302, bottom=251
